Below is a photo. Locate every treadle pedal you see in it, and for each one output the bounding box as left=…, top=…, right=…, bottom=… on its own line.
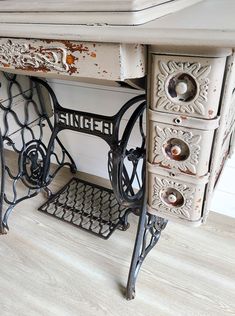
left=38, top=178, right=128, bottom=239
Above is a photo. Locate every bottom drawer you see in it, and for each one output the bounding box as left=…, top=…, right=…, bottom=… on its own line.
left=147, top=164, right=209, bottom=225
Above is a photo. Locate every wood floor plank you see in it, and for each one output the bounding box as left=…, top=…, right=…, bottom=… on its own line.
left=0, top=165, right=235, bottom=316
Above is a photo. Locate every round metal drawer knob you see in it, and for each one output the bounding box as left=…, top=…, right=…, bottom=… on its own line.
left=167, top=73, right=197, bottom=103
left=175, top=81, right=188, bottom=95
left=170, top=145, right=182, bottom=156
left=160, top=188, right=184, bottom=207
left=167, top=193, right=177, bottom=203
left=164, top=138, right=190, bottom=161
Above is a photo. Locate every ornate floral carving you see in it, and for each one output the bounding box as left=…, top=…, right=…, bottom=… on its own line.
left=152, top=176, right=195, bottom=219
left=0, top=40, right=69, bottom=72
left=156, top=61, right=211, bottom=115
left=153, top=126, right=201, bottom=174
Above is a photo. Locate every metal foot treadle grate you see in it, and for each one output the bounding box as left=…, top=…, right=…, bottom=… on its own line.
left=38, top=178, right=128, bottom=239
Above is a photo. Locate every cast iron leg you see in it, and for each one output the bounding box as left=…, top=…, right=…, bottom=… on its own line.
left=118, top=209, right=132, bottom=231
left=126, top=191, right=168, bottom=300
left=0, top=74, right=77, bottom=232
left=0, top=129, right=6, bottom=234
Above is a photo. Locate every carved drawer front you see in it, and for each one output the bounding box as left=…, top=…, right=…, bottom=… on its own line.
left=147, top=164, right=209, bottom=224
left=148, top=110, right=220, bottom=177
left=0, top=38, right=146, bottom=81
left=150, top=54, right=226, bottom=119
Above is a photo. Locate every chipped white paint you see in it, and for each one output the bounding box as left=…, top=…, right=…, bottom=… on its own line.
left=148, top=111, right=218, bottom=177
left=0, top=38, right=146, bottom=81
left=150, top=125, right=201, bottom=175
left=0, top=40, right=69, bottom=72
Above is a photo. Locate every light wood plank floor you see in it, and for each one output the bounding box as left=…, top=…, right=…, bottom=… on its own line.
left=0, top=167, right=234, bottom=316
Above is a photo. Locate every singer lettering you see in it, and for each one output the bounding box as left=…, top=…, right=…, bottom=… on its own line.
left=58, top=111, right=113, bottom=136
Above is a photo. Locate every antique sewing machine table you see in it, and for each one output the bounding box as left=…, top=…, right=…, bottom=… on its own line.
left=0, top=0, right=234, bottom=300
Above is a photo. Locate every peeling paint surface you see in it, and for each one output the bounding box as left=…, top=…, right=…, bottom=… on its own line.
left=0, top=38, right=146, bottom=81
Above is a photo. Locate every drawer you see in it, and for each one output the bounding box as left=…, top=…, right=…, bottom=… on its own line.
left=147, top=164, right=209, bottom=223
left=150, top=54, right=226, bottom=119
left=148, top=110, right=219, bottom=176
left=0, top=38, right=146, bottom=81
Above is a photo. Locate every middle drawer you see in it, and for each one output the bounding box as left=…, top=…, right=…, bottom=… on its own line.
left=148, top=110, right=220, bottom=177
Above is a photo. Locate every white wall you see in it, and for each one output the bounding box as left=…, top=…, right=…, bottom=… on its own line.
left=47, top=78, right=144, bottom=180
left=211, top=154, right=235, bottom=218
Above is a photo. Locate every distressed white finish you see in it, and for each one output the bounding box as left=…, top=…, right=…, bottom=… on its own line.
left=0, top=38, right=146, bottom=81
left=0, top=41, right=69, bottom=72
left=202, top=54, right=235, bottom=221
left=147, top=164, right=208, bottom=224
left=148, top=109, right=220, bottom=130
left=150, top=54, right=226, bottom=119
left=0, top=0, right=202, bottom=26
left=147, top=49, right=235, bottom=225
left=148, top=120, right=216, bottom=176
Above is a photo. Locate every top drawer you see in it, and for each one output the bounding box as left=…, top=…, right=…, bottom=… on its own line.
left=150, top=54, right=226, bottom=119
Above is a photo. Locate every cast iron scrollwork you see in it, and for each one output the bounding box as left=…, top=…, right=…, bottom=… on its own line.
left=32, top=77, right=147, bottom=231
left=0, top=73, right=168, bottom=301
left=21, top=139, right=47, bottom=188
left=0, top=72, right=76, bottom=233
left=108, top=100, right=146, bottom=209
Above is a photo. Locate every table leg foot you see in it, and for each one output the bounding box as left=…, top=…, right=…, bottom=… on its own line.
left=126, top=200, right=167, bottom=300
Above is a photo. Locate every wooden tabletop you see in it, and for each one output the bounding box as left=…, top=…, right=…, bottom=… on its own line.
left=0, top=0, right=233, bottom=48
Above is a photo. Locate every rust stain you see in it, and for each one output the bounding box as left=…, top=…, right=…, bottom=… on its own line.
left=103, top=70, right=108, bottom=74
left=61, top=40, right=90, bottom=53
left=44, top=39, right=54, bottom=44
left=15, top=65, right=49, bottom=73
left=90, top=52, right=96, bottom=58
left=66, top=54, right=76, bottom=65
left=171, top=148, right=180, bottom=156
left=156, top=162, right=171, bottom=170
left=208, top=109, right=214, bottom=116
left=68, top=66, right=77, bottom=75
left=178, top=167, right=195, bottom=176
left=180, top=116, right=188, bottom=120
